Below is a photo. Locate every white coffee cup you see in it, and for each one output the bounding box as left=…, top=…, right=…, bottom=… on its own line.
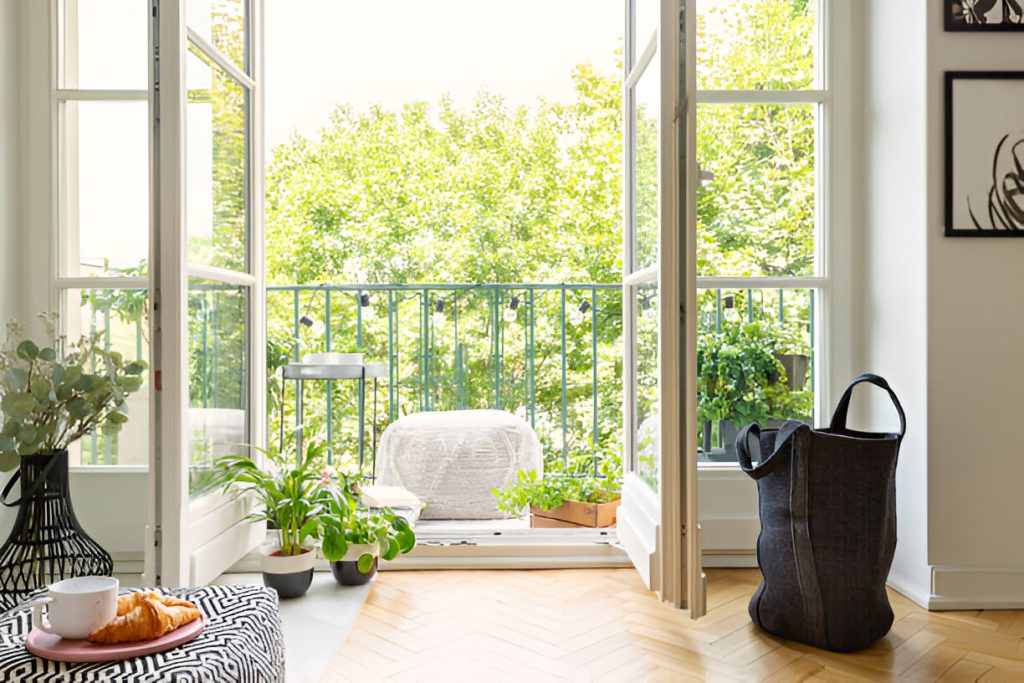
left=28, top=576, right=118, bottom=640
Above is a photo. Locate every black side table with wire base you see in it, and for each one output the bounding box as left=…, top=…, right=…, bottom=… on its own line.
left=279, top=362, right=388, bottom=478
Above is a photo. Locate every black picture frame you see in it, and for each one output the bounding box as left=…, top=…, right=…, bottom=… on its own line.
left=945, top=1, right=1024, bottom=31
left=945, top=71, right=1024, bottom=237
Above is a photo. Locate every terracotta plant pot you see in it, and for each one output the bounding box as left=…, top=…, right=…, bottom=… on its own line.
left=261, top=546, right=315, bottom=599
left=330, top=542, right=380, bottom=586
left=530, top=496, right=621, bottom=528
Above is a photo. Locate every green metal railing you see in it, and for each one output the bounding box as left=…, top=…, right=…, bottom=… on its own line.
left=268, top=283, right=622, bottom=467
left=74, top=284, right=815, bottom=467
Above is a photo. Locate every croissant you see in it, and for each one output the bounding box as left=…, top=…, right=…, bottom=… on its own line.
left=88, top=592, right=202, bottom=644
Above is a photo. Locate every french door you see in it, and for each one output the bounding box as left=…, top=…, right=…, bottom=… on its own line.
left=617, top=0, right=704, bottom=616
left=151, top=0, right=266, bottom=586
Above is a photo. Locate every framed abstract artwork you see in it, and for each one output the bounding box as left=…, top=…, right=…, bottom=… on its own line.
left=945, top=72, right=1024, bottom=236
left=945, top=0, right=1024, bottom=31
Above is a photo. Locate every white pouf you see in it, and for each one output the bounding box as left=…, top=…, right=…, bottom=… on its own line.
left=375, top=409, right=543, bottom=520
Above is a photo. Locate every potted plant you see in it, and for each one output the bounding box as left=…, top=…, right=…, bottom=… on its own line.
left=493, top=468, right=622, bottom=528
left=697, top=321, right=812, bottom=459
left=214, top=440, right=331, bottom=599
left=318, top=497, right=416, bottom=586
left=0, top=314, right=147, bottom=602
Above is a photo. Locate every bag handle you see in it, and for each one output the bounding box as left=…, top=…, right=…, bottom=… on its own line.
left=829, top=373, right=906, bottom=439
left=736, top=423, right=768, bottom=479
left=736, top=420, right=804, bottom=480
left=1, top=456, right=62, bottom=508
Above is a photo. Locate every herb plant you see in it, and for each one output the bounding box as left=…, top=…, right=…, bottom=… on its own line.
left=0, top=314, right=148, bottom=470
left=493, top=468, right=620, bottom=517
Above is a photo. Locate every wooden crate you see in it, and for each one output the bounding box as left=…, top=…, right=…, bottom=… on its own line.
left=530, top=496, right=621, bottom=528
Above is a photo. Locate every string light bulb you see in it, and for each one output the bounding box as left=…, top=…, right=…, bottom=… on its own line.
left=503, top=295, right=520, bottom=323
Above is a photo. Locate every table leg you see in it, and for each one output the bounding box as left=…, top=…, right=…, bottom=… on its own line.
left=372, top=378, right=378, bottom=482
left=279, top=369, right=285, bottom=454
left=358, top=373, right=366, bottom=471
left=296, top=380, right=304, bottom=463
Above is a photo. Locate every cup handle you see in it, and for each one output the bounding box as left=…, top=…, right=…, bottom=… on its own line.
left=29, top=597, right=53, bottom=633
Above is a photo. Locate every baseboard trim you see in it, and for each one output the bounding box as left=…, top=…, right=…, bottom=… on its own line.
left=927, top=565, right=1024, bottom=610
left=885, top=571, right=932, bottom=609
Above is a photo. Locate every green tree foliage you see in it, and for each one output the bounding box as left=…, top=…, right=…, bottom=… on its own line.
left=256, top=0, right=818, bottom=472
left=696, top=0, right=816, bottom=277
left=265, top=64, right=622, bottom=286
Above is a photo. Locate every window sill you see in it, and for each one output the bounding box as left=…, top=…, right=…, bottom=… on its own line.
left=68, top=465, right=149, bottom=475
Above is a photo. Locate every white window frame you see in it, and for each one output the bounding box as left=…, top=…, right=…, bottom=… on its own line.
left=694, top=0, right=853, bottom=456
left=691, top=0, right=855, bottom=564
left=50, top=0, right=154, bottom=473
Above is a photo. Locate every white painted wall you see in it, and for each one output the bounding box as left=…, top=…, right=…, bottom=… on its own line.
left=923, top=7, right=1024, bottom=607
left=0, top=0, right=22, bottom=327
left=854, top=0, right=932, bottom=607
left=854, top=1, right=1024, bottom=608
left=0, top=0, right=24, bottom=552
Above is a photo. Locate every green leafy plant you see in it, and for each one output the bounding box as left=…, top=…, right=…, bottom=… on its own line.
left=696, top=321, right=812, bottom=442
left=0, top=314, right=148, bottom=470
left=214, top=439, right=333, bottom=556
left=493, top=468, right=620, bottom=516
left=319, top=505, right=416, bottom=573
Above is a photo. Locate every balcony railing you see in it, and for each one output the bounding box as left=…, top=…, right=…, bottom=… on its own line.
left=73, top=283, right=814, bottom=469
left=267, top=283, right=624, bottom=471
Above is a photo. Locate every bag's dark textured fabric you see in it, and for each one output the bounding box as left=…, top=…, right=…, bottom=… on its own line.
left=737, top=374, right=905, bottom=652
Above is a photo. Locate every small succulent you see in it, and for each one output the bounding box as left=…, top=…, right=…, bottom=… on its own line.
left=0, top=313, right=147, bottom=470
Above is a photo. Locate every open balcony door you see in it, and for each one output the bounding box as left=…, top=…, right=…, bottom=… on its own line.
left=150, top=0, right=266, bottom=587
left=617, top=0, right=704, bottom=616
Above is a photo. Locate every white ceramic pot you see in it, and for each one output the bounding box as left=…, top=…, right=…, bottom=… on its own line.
left=261, top=546, right=316, bottom=599
left=340, top=542, right=379, bottom=563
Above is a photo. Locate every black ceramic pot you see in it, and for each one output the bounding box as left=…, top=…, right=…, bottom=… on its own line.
left=261, top=547, right=315, bottom=599
left=330, top=544, right=379, bottom=585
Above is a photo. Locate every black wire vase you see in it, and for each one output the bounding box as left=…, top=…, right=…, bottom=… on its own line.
left=0, top=451, right=113, bottom=610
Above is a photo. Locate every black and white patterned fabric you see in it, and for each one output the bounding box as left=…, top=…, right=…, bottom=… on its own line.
left=0, top=585, right=285, bottom=682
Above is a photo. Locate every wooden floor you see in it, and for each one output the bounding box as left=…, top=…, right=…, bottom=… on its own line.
left=323, top=568, right=1024, bottom=682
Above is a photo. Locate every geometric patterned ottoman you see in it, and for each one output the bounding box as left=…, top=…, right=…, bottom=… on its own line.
left=0, top=585, right=285, bottom=682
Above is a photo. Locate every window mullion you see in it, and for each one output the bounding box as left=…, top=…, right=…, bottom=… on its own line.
left=55, top=89, right=149, bottom=101
left=56, top=276, right=150, bottom=290
left=696, top=89, right=826, bottom=105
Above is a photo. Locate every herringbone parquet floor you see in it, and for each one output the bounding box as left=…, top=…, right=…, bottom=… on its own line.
left=323, top=568, right=1024, bottom=682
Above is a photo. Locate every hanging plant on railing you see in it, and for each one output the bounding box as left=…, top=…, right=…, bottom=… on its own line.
left=697, top=320, right=813, bottom=453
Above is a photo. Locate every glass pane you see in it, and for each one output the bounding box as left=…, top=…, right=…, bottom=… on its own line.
left=60, top=101, right=149, bottom=276
left=635, top=0, right=659, bottom=57
left=633, top=54, right=660, bottom=271
left=697, top=0, right=816, bottom=90
left=697, top=287, right=814, bottom=463
left=633, top=282, right=659, bottom=491
left=59, top=0, right=148, bottom=89
left=187, top=0, right=247, bottom=71
left=188, top=279, right=249, bottom=496
left=697, top=104, right=816, bottom=277
left=63, top=288, right=150, bottom=467
left=186, top=46, right=249, bottom=272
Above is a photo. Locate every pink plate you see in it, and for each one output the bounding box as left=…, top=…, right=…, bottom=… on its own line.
left=25, top=615, right=206, bottom=663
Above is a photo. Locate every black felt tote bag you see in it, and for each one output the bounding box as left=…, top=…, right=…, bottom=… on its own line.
left=736, top=374, right=905, bottom=652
